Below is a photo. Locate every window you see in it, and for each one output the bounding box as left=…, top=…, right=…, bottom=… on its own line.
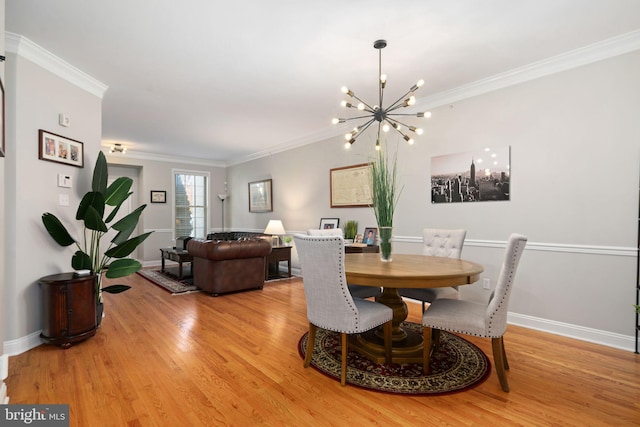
left=173, top=170, right=209, bottom=239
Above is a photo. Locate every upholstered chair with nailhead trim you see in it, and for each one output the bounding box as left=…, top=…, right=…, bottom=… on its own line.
left=307, top=228, right=382, bottom=300
left=421, top=234, right=527, bottom=392
left=294, top=234, right=393, bottom=386
left=399, top=228, right=467, bottom=312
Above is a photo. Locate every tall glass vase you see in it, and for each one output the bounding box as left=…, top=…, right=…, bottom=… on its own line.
left=378, top=226, right=393, bottom=262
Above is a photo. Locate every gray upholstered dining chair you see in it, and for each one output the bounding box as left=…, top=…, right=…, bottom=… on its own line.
left=399, top=228, right=467, bottom=312
left=294, top=234, right=393, bottom=386
left=422, top=233, right=527, bottom=392
left=307, top=229, right=382, bottom=299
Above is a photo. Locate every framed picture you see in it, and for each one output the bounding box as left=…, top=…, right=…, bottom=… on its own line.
left=38, top=130, right=84, bottom=168
left=363, top=227, right=377, bottom=245
left=330, top=163, right=372, bottom=208
left=248, top=179, right=273, bottom=212
left=150, top=190, right=166, bottom=203
left=0, top=76, right=4, bottom=157
left=319, top=218, right=340, bottom=230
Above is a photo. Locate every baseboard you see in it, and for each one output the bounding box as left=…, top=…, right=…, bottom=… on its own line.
left=4, top=330, right=43, bottom=356
left=507, top=312, right=635, bottom=352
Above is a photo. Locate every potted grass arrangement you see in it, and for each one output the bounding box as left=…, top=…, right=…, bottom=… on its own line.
left=344, top=220, right=359, bottom=243
left=370, top=144, right=402, bottom=262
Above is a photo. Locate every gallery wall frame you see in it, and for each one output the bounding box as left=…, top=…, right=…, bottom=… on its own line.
left=150, top=190, right=167, bottom=203
left=431, top=146, right=511, bottom=204
left=330, top=163, right=372, bottom=208
left=248, top=179, right=273, bottom=212
left=38, top=129, right=84, bottom=168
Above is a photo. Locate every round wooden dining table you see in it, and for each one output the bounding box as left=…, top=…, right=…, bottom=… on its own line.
left=345, top=253, right=484, bottom=363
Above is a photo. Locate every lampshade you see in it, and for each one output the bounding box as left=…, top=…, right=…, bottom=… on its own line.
left=264, top=220, right=286, bottom=235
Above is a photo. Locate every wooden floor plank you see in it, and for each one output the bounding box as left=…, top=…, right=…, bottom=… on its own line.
left=6, top=274, right=640, bottom=426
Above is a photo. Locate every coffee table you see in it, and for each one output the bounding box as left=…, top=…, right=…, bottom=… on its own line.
left=160, top=248, right=193, bottom=280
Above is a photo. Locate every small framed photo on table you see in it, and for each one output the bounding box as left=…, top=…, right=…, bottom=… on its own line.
left=150, top=190, right=166, bottom=203
left=319, top=218, right=340, bottom=230
left=363, top=227, right=377, bottom=245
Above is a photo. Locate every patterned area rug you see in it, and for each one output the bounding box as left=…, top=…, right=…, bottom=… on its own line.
left=298, top=322, right=490, bottom=395
left=137, top=268, right=200, bottom=295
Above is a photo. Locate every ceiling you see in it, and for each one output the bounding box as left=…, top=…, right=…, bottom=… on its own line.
left=7, top=1, right=640, bottom=164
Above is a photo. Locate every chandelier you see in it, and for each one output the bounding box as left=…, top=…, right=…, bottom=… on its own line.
left=332, top=39, right=431, bottom=150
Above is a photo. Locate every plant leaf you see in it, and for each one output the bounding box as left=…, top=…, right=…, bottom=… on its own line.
left=112, top=223, right=136, bottom=245
left=105, top=232, right=152, bottom=258
left=112, top=205, right=146, bottom=231
left=104, top=258, right=142, bottom=278
left=76, top=192, right=105, bottom=221
left=101, top=284, right=131, bottom=294
left=71, top=250, right=92, bottom=270
left=83, top=205, right=108, bottom=232
left=105, top=177, right=133, bottom=206
left=42, top=213, right=75, bottom=246
left=92, top=151, right=108, bottom=194
left=104, top=203, right=123, bottom=224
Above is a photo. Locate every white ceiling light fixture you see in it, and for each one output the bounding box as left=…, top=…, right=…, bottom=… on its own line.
left=332, top=39, right=431, bottom=151
left=109, top=143, right=127, bottom=154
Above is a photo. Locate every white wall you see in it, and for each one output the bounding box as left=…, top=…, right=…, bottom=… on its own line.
left=3, top=41, right=103, bottom=352
left=227, top=50, right=640, bottom=349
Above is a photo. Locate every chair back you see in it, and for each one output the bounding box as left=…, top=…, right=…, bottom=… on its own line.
left=486, top=234, right=528, bottom=336
left=294, top=234, right=363, bottom=333
left=422, top=228, right=466, bottom=258
left=307, top=228, right=344, bottom=237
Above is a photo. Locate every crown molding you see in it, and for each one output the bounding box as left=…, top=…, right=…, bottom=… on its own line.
left=5, top=32, right=108, bottom=98
left=102, top=148, right=226, bottom=168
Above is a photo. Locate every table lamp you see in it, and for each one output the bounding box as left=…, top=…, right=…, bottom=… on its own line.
left=264, top=220, right=286, bottom=246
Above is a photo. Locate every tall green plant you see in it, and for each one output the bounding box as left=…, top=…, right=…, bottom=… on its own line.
left=42, top=151, right=152, bottom=304
left=370, top=146, right=401, bottom=227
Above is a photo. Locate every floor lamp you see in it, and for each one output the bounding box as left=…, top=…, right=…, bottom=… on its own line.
left=218, top=193, right=228, bottom=231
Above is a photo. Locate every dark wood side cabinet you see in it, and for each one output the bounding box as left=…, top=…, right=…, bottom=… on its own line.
left=39, top=272, right=97, bottom=348
left=345, top=245, right=379, bottom=254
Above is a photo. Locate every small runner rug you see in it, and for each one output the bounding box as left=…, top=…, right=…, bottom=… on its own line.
left=137, top=268, right=200, bottom=295
left=298, top=322, right=490, bottom=395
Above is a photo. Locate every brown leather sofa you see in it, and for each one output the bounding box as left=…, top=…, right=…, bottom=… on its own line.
left=187, top=238, right=272, bottom=296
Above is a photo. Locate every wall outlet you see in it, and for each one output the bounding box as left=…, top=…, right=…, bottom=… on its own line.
left=59, top=113, right=71, bottom=127
left=482, top=278, right=491, bottom=290
left=59, top=194, right=70, bottom=206
left=58, top=174, right=72, bottom=188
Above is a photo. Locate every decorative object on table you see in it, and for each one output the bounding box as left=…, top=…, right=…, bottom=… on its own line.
left=248, top=178, right=273, bottom=212
left=0, top=76, right=4, bottom=157
left=217, top=193, right=228, bottom=231
left=150, top=190, right=166, bottom=203
left=343, top=220, right=358, bottom=242
left=136, top=269, right=199, bottom=295
left=41, top=151, right=152, bottom=326
left=331, top=39, right=431, bottom=151
left=319, top=218, right=339, bottom=230
left=370, top=146, right=402, bottom=261
left=283, top=236, right=293, bottom=246
left=431, top=146, right=511, bottom=203
left=362, top=227, right=377, bottom=245
left=298, top=322, right=489, bottom=395
left=329, top=164, right=372, bottom=207
left=264, top=219, right=286, bottom=245
left=38, top=129, right=84, bottom=168
left=422, top=234, right=527, bottom=392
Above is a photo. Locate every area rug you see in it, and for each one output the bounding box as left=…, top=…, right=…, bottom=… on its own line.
left=298, top=322, right=490, bottom=395
left=136, top=268, right=200, bottom=295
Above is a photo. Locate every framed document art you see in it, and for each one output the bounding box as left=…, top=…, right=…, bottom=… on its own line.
left=319, top=218, right=339, bottom=229
left=248, top=179, right=273, bottom=212
left=150, top=190, right=166, bottom=203
left=38, top=130, right=84, bottom=168
left=330, top=163, right=372, bottom=208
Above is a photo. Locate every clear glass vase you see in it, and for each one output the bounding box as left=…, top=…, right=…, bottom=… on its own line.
left=378, top=226, right=393, bottom=262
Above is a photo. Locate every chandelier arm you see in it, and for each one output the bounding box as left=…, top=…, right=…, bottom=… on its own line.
left=385, top=87, right=418, bottom=112
left=349, top=93, right=377, bottom=112
left=351, top=119, right=377, bottom=142
left=385, top=116, right=413, bottom=130
left=388, top=112, right=425, bottom=117
left=339, top=114, right=376, bottom=122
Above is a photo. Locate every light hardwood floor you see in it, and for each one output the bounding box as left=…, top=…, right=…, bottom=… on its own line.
left=7, top=273, right=640, bottom=426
